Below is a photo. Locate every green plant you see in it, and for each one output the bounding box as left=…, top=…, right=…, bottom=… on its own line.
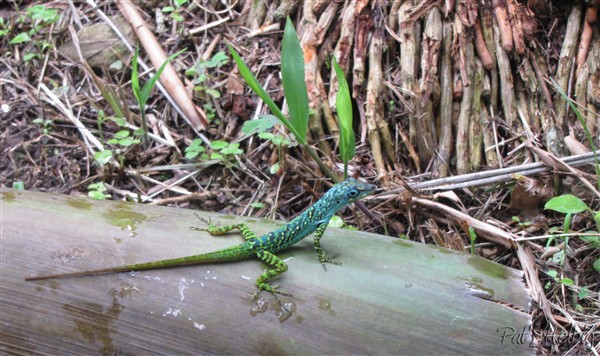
left=184, top=138, right=243, bottom=164
left=32, top=117, right=53, bottom=134
left=131, top=45, right=184, bottom=145
left=229, top=18, right=344, bottom=181
left=185, top=51, right=228, bottom=99
left=9, top=5, right=59, bottom=62
left=88, top=182, right=110, bottom=200
left=184, top=138, right=206, bottom=159
left=12, top=181, right=25, bottom=190
left=161, top=0, right=188, bottom=23
left=242, top=115, right=296, bottom=174
left=332, top=58, right=355, bottom=179
left=468, top=226, right=477, bottom=255
left=545, top=194, right=600, bottom=272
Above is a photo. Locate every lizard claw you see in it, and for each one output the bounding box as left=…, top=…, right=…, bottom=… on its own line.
left=319, top=253, right=341, bottom=271
left=191, top=214, right=217, bottom=231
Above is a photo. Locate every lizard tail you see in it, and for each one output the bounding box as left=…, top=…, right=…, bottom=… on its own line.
left=25, top=244, right=255, bottom=281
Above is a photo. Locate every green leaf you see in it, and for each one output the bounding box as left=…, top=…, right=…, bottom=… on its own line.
left=205, top=88, right=221, bottom=98
left=281, top=17, right=308, bottom=143
left=544, top=194, right=589, bottom=214
left=250, top=202, right=265, bottom=208
left=211, top=140, right=228, bottom=150
left=328, top=215, right=345, bottom=228
left=204, top=51, right=228, bottom=68
left=269, top=162, right=280, bottom=175
left=23, top=53, right=37, bottom=62
left=10, top=32, right=31, bottom=44
left=162, top=6, right=175, bottom=12
left=12, top=181, right=25, bottom=190
left=139, top=49, right=186, bottom=106
left=546, top=269, right=558, bottom=279
left=580, top=234, right=600, bottom=248
left=560, top=278, right=573, bottom=285
left=221, top=143, right=243, bottom=155
left=115, top=130, right=130, bottom=139
left=117, top=138, right=141, bottom=147
left=594, top=258, right=600, bottom=273
left=333, top=57, right=355, bottom=168
left=578, top=286, right=589, bottom=299
left=131, top=45, right=142, bottom=104
left=241, top=115, right=280, bottom=135
left=94, top=150, right=113, bottom=165
left=228, top=45, right=302, bottom=143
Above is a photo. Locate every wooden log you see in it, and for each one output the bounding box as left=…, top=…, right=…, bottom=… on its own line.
left=1, top=189, right=534, bottom=354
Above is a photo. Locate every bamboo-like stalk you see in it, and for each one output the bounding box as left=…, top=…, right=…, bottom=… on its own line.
left=469, top=58, right=484, bottom=170
left=493, top=15, right=518, bottom=131
left=365, top=6, right=390, bottom=182
left=433, top=20, right=454, bottom=177
left=555, top=4, right=583, bottom=130
left=416, top=8, right=442, bottom=170
left=479, top=3, right=499, bottom=111
left=398, top=1, right=419, bottom=147
left=455, top=16, right=474, bottom=174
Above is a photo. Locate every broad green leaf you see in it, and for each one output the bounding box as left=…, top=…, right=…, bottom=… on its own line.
left=328, top=215, right=344, bottom=228
left=211, top=140, right=228, bottom=150
left=333, top=58, right=355, bottom=167
left=594, top=258, right=600, bottom=273
left=94, top=150, right=113, bottom=165
left=544, top=194, right=589, bottom=214
left=10, top=32, right=31, bottom=44
left=241, top=115, right=279, bottom=135
left=281, top=17, right=308, bottom=143
left=228, top=45, right=301, bottom=143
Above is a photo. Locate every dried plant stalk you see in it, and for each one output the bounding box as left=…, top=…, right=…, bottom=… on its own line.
left=469, top=58, right=484, bottom=170
left=555, top=4, right=583, bottom=129
left=415, top=8, right=442, bottom=168
left=433, top=20, right=454, bottom=177
left=455, top=16, right=474, bottom=175
left=398, top=1, right=419, bottom=151
left=366, top=7, right=393, bottom=182
left=493, top=15, right=518, bottom=130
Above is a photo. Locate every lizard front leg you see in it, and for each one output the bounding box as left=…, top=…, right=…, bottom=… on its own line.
left=253, top=249, right=290, bottom=297
left=313, top=222, right=341, bottom=268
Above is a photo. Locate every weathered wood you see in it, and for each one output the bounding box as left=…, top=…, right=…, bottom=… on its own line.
left=1, top=189, right=534, bottom=354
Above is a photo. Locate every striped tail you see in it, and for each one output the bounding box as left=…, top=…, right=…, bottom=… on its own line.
left=25, top=244, right=255, bottom=281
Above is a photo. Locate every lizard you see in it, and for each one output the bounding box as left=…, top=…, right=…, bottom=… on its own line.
left=25, top=178, right=376, bottom=296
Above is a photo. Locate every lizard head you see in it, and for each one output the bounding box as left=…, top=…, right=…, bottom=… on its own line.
left=322, top=178, right=377, bottom=211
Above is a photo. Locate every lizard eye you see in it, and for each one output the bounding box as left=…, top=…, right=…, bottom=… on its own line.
left=348, top=189, right=359, bottom=198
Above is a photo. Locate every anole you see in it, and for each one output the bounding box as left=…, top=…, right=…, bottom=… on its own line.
left=26, top=178, right=376, bottom=296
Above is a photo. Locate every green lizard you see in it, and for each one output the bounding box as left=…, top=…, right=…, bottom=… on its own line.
left=26, top=178, right=376, bottom=296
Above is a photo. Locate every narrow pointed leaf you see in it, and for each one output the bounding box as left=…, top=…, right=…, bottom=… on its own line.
left=281, top=17, right=309, bottom=143
left=139, top=49, right=185, bottom=105
left=333, top=58, right=355, bottom=165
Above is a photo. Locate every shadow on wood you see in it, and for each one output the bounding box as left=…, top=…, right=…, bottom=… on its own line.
left=0, top=189, right=534, bottom=354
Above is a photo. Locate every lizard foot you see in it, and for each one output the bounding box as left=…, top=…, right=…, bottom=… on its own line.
left=319, top=253, right=341, bottom=271
left=253, top=284, right=292, bottom=301
left=191, top=214, right=218, bottom=231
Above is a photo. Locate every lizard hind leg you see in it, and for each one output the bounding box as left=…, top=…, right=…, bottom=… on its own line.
left=253, top=250, right=291, bottom=298
left=192, top=215, right=259, bottom=241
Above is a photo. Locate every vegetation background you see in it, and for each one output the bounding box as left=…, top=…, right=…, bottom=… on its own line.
left=0, top=1, right=599, bottom=354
